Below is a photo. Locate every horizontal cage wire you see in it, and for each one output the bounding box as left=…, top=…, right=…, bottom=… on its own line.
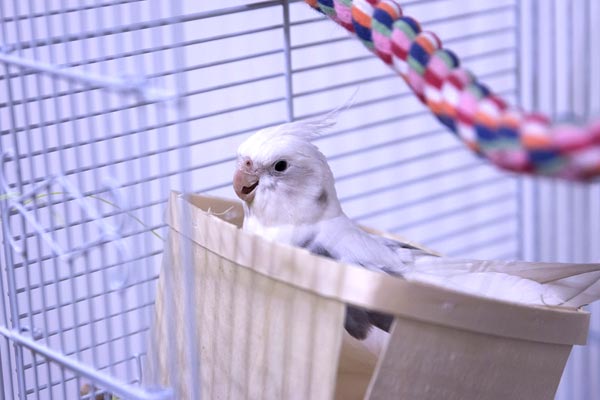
left=0, top=0, right=598, bottom=399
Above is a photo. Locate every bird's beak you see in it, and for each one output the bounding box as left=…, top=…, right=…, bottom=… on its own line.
left=233, top=168, right=259, bottom=203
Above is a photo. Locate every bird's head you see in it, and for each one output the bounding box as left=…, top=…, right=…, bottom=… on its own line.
left=233, top=113, right=343, bottom=226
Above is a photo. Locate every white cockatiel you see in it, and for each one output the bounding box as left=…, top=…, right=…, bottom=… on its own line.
left=233, top=111, right=600, bottom=340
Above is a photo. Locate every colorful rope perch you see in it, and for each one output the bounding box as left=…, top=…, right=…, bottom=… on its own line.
left=306, top=0, right=600, bottom=181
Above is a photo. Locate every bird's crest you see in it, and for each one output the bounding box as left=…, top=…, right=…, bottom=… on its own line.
left=280, top=89, right=357, bottom=140
left=237, top=90, right=357, bottom=159
left=277, top=109, right=339, bottom=139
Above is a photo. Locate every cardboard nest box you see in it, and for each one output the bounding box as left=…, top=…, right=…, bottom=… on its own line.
left=146, top=192, right=590, bottom=400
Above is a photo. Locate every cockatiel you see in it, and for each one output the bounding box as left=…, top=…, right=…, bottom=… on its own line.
left=233, top=111, right=600, bottom=340
left=233, top=112, right=421, bottom=338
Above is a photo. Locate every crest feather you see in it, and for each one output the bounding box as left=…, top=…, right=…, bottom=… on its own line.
left=237, top=90, right=358, bottom=159
left=276, top=89, right=357, bottom=139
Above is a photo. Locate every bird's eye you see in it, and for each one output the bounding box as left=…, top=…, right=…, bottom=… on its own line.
left=273, top=160, right=288, bottom=172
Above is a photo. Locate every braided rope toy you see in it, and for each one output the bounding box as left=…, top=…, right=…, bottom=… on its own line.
left=306, top=0, right=600, bottom=181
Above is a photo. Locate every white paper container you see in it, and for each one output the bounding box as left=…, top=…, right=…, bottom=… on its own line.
left=146, top=193, right=590, bottom=400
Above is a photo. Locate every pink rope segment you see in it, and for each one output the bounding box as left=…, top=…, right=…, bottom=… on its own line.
left=307, top=0, right=600, bottom=181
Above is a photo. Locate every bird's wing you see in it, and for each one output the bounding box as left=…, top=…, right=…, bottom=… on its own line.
left=295, top=216, right=418, bottom=338
left=301, top=217, right=600, bottom=308
left=304, top=216, right=425, bottom=275
left=409, top=257, right=600, bottom=307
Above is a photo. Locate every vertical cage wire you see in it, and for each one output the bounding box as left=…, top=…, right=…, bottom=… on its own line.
left=518, top=1, right=600, bottom=399
left=0, top=0, right=189, bottom=398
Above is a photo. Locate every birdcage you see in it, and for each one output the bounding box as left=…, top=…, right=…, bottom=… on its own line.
left=1, top=0, right=599, bottom=399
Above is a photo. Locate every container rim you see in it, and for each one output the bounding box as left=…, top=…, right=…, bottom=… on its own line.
left=166, top=191, right=590, bottom=345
